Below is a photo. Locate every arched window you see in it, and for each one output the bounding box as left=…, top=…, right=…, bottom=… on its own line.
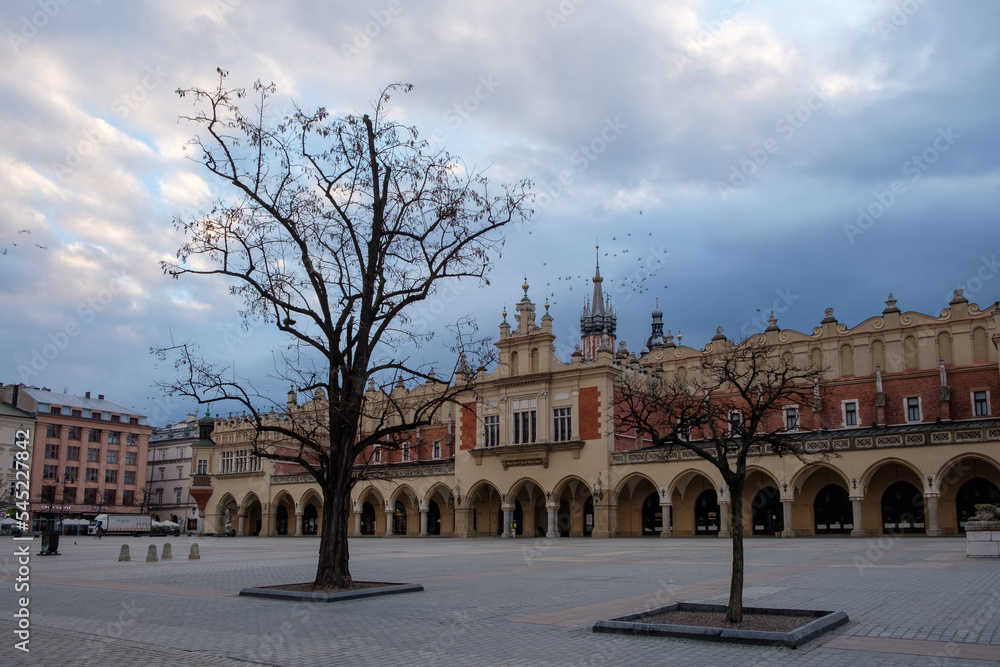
left=937, top=331, right=953, bottom=365
left=509, top=351, right=519, bottom=375
left=871, top=339, right=886, bottom=371
left=839, top=344, right=854, bottom=376
left=903, top=336, right=918, bottom=369
left=973, top=327, right=989, bottom=362
left=530, top=347, right=539, bottom=373
left=810, top=348, right=823, bottom=371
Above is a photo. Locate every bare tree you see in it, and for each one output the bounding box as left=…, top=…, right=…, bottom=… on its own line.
left=154, top=71, right=532, bottom=588
left=614, top=335, right=821, bottom=622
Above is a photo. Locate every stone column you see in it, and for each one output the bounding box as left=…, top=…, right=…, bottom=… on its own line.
left=925, top=493, right=942, bottom=536
left=353, top=508, right=362, bottom=537
left=659, top=502, right=672, bottom=538
left=781, top=500, right=795, bottom=538
left=850, top=497, right=864, bottom=537
left=237, top=512, right=246, bottom=537
left=384, top=509, right=394, bottom=537
left=718, top=501, right=731, bottom=538
left=546, top=502, right=558, bottom=538
left=453, top=507, right=473, bottom=538
left=294, top=511, right=304, bottom=537
left=502, top=504, right=512, bottom=538
left=592, top=500, right=616, bottom=538
left=419, top=508, right=429, bottom=537
left=262, top=511, right=276, bottom=537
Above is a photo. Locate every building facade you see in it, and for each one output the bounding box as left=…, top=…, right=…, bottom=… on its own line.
left=186, top=266, right=1000, bottom=541
left=0, top=385, right=153, bottom=531
left=0, top=402, right=35, bottom=530
left=148, top=414, right=199, bottom=532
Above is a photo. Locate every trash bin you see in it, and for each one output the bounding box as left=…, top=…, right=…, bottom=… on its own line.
left=40, top=532, right=61, bottom=556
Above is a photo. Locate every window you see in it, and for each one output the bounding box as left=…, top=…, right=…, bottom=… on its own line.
left=219, top=451, right=232, bottom=474
left=126, top=433, right=138, bottom=447
left=159, top=466, right=166, bottom=480
left=124, top=451, right=137, bottom=466
left=46, top=423, right=61, bottom=438
left=432, top=440, right=441, bottom=459
left=105, top=469, right=118, bottom=484
left=197, top=459, right=208, bottom=474
left=553, top=407, right=572, bottom=441
left=45, top=443, right=60, bottom=459
left=155, top=489, right=163, bottom=505
left=108, top=431, right=120, bottom=445
left=373, top=446, right=382, bottom=464
left=511, top=399, right=537, bottom=444
left=175, top=489, right=183, bottom=504
left=483, top=415, right=499, bottom=448
left=176, top=447, right=185, bottom=459
left=843, top=401, right=858, bottom=427
left=43, top=464, right=58, bottom=479
left=87, top=448, right=100, bottom=462
left=106, top=449, right=119, bottom=464
left=91, top=412, right=101, bottom=420
left=71, top=409, right=82, bottom=418
left=40, top=486, right=56, bottom=502
left=129, top=417, right=139, bottom=425
left=85, top=468, right=99, bottom=482
left=64, top=466, right=78, bottom=482
left=83, top=488, right=98, bottom=504
left=906, top=397, right=922, bottom=423
left=67, top=446, right=80, bottom=461
left=88, top=428, right=101, bottom=443
left=49, top=406, right=61, bottom=415
left=123, top=470, right=136, bottom=485
left=111, top=415, right=120, bottom=423
left=63, top=487, right=76, bottom=504
left=401, top=444, right=410, bottom=462
left=122, top=490, right=135, bottom=506
left=973, top=391, right=990, bottom=417
left=158, top=449, right=166, bottom=460
left=177, top=466, right=183, bottom=479
left=68, top=427, right=82, bottom=441
left=103, top=489, right=116, bottom=505
left=784, top=407, right=799, bottom=431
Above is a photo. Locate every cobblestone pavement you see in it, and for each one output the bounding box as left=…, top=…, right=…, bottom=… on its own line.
left=1, top=535, right=998, bottom=666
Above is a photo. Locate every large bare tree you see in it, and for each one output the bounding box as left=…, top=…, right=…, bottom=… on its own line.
left=155, top=71, right=532, bottom=588
left=615, top=335, right=821, bottom=622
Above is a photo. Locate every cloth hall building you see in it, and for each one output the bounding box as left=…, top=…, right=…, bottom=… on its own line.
left=187, top=263, right=1000, bottom=542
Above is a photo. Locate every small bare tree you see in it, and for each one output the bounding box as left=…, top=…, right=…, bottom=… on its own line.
left=154, top=71, right=532, bottom=588
left=615, top=335, right=821, bottom=622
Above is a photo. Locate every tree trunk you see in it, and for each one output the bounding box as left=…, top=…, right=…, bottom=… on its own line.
left=726, top=479, right=745, bottom=623
left=313, top=462, right=354, bottom=589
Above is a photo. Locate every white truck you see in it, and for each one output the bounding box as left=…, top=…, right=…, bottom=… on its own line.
left=89, top=513, right=152, bottom=535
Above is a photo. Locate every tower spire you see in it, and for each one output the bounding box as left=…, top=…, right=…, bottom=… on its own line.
left=580, top=245, right=616, bottom=361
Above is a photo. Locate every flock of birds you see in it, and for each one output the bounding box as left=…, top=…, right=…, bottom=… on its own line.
left=0, top=229, right=48, bottom=255
left=537, top=228, right=669, bottom=310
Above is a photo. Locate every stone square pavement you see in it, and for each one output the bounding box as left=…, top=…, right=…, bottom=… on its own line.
left=1, top=534, right=998, bottom=666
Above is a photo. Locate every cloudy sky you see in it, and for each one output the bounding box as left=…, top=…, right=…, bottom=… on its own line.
left=1, top=0, right=997, bottom=425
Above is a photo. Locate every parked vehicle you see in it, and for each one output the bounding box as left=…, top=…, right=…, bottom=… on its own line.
left=88, top=513, right=152, bottom=536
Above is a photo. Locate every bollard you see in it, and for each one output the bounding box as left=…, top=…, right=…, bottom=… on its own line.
left=188, top=543, right=200, bottom=560
left=162, top=543, right=172, bottom=560
left=146, top=544, right=158, bottom=562
left=118, top=544, right=130, bottom=562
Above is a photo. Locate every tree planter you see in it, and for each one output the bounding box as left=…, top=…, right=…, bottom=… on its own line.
left=239, top=582, right=423, bottom=602
left=593, top=602, right=848, bottom=648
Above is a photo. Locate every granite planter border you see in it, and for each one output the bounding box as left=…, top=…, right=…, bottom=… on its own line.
left=593, top=602, right=848, bottom=649
left=239, top=582, right=423, bottom=602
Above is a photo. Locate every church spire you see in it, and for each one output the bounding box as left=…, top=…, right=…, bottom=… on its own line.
left=580, top=245, right=616, bottom=361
